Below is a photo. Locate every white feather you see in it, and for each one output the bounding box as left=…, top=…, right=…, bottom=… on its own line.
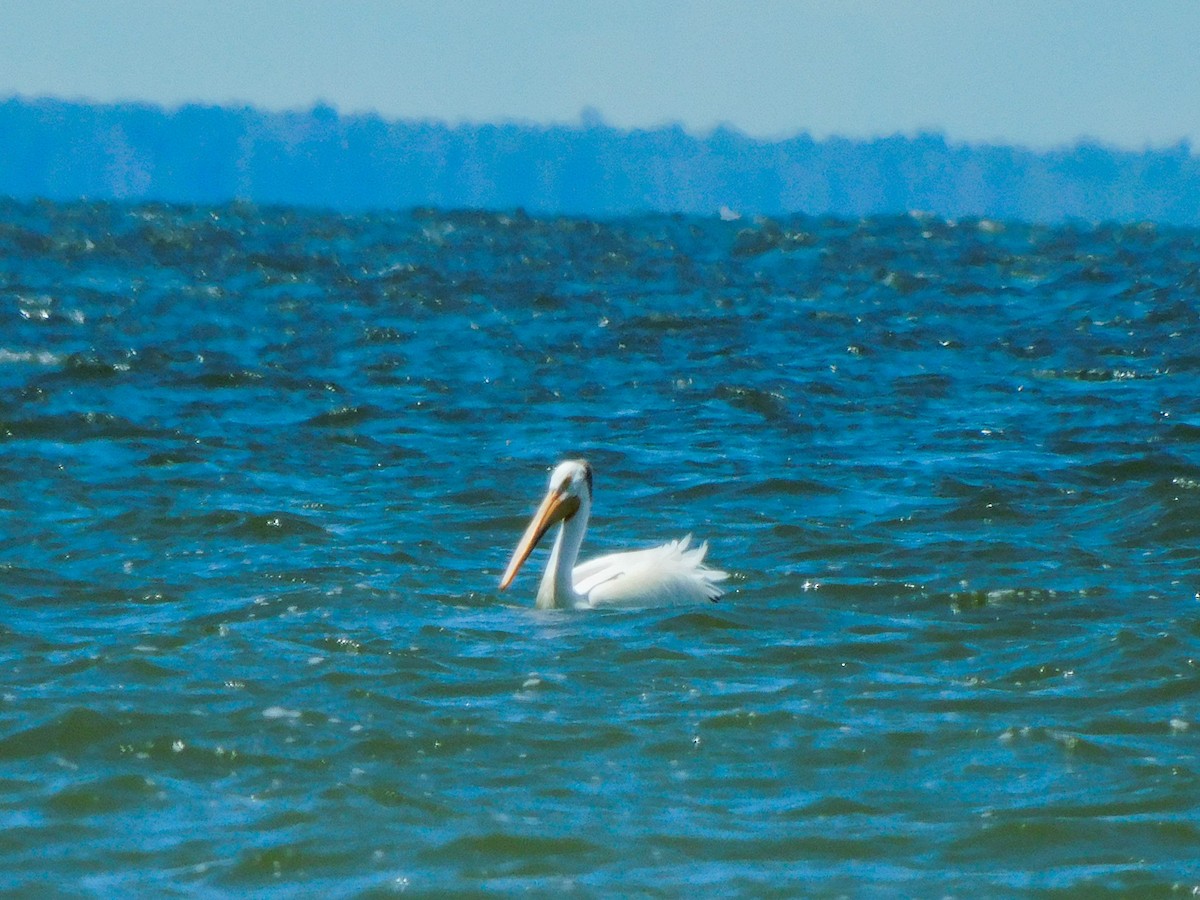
left=574, top=536, right=728, bottom=607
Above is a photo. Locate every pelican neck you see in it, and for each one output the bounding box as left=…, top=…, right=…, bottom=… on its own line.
left=535, top=505, right=588, bottom=609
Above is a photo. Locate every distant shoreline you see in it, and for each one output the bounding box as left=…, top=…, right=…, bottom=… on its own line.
left=2, top=96, right=1197, bottom=225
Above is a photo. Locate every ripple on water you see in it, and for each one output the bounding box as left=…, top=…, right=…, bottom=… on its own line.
left=1, top=202, right=1199, bottom=894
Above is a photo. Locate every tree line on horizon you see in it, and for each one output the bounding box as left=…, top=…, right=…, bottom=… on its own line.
left=0, top=96, right=1197, bottom=224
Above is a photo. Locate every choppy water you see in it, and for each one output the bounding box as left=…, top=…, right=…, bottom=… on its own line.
left=2, top=200, right=1199, bottom=896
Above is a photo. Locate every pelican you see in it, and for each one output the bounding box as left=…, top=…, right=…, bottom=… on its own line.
left=498, top=459, right=728, bottom=609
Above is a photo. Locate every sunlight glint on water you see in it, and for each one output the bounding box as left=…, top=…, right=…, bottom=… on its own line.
left=0, top=202, right=1198, bottom=894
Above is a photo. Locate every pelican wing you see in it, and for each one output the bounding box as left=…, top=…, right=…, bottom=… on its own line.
left=572, top=535, right=729, bottom=608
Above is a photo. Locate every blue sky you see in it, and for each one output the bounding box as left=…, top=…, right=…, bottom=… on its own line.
left=1, top=0, right=1197, bottom=150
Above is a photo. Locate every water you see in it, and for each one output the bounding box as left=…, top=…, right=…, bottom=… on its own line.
left=1, top=200, right=1199, bottom=896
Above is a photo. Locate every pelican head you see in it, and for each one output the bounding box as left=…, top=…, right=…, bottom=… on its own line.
left=499, top=459, right=593, bottom=591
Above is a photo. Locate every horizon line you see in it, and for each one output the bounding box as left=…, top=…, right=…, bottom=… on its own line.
left=3, top=92, right=1195, bottom=159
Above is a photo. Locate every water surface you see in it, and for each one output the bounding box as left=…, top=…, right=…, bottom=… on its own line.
left=1, top=201, right=1199, bottom=895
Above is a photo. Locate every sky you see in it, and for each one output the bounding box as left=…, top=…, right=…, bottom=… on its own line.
left=1, top=0, right=1198, bottom=151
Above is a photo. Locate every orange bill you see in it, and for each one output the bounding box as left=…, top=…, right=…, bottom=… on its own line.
left=498, top=489, right=580, bottom=589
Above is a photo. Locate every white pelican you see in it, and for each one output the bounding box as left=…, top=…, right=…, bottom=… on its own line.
left=498, top=459, right=728, bottom=609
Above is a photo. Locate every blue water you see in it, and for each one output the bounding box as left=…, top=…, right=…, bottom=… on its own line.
left=1, top=201, right=1199, bottom=896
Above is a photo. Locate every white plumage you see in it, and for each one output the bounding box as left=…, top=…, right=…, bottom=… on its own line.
left=499, top=460, right=728, bottom=609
